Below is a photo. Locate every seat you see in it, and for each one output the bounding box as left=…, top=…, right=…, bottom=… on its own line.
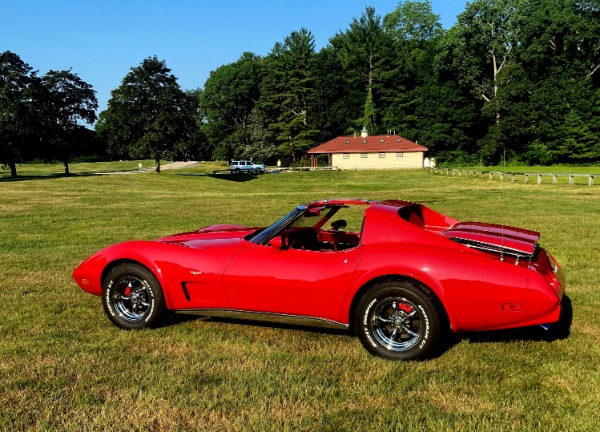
left=288, top=228, right=320, bottom=251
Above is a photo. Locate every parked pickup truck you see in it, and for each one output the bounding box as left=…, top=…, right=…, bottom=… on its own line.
left=230, top=160, right=266, bottom=174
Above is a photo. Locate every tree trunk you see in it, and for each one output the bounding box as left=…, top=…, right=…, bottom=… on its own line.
left=155, top=156, right=161, bottom=173
left=64, top=160, right=70, bottom=176
left=10, top=162, right=17, bottom=178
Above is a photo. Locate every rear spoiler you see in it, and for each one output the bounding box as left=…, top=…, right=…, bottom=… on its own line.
left=443, top=222, right=540, bottom=260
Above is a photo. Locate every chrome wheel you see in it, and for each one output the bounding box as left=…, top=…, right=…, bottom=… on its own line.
left=103, top=263, right=166, bottom=330
left=111, top=276, right=152, bottom=322
left=370, top=297, right=423, bottom=352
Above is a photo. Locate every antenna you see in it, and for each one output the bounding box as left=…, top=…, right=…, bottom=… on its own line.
left=500, top=147, right=506, bottom=262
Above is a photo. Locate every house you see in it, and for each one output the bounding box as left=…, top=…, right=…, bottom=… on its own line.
left=307, top=129, right=428, bottom=170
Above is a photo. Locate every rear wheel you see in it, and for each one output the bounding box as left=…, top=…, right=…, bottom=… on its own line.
left=355, top=280, right=443, bottom=360
left=102, top=263, right=166, bottom=330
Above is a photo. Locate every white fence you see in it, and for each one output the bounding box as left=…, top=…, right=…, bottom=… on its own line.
left=426, top=167, right=596, bottom=187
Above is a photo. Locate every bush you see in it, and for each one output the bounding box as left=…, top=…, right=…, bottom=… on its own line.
left=435, top=150, right=479, bottom=167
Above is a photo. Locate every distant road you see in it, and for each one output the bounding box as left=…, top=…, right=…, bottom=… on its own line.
left=96, top=161, right=200, bottom=175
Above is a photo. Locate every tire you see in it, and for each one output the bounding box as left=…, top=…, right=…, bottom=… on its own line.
left=541, top=295, right=572, bottom=341
left=102, top=263, right=166, bottom=330
left=355, top=280, right=443, bottom=360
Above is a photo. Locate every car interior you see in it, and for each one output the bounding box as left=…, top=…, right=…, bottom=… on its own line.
left=277, top=205, right=362, bottom=252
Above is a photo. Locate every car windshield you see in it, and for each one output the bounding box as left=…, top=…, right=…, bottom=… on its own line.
left=247, top=205, right=307, bottom=245
left=247, top=203, right=366, bottom=247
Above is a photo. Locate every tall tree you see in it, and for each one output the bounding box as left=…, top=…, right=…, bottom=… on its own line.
left=384, top=0, right=443, bottom=44
left=335, top=7, right=396, bottom=133
left=40, top=70, right=97, bottom=175
left=311, top=45, right=356, bottom=141
left=175, top=89, right=209, bottom=161
left=0, top=51, right=39, bottom=177
left=200, top=52, right=262, bottom=162
left=381, top=1, right=445, bottom=136
left=98, top=56, right=191, bottom=172
left=437, top=0, right=522, bottom=163
left=517, top=0, right=600, bottom=162
left=258, top=28, right=320, bottom=161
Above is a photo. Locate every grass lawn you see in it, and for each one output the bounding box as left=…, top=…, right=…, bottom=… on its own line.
left=1, top=165, right=599, bottom=431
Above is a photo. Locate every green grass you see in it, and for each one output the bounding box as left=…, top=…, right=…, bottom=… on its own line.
left=1, top=160, right=157, bottom=178
left=1, top=166, right=599, bottom=431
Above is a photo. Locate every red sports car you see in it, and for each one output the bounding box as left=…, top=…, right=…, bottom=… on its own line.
left=73, top=199, right=567, bottom=360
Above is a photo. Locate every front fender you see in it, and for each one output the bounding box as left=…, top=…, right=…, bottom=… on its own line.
left=73, top=241, right=210, bottom=310
left=73, top=241, right=174, bottom=294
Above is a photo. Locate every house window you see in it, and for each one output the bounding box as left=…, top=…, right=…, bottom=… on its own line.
left=379, top=153, right=385, bottom=158
left=343, top=153, right=349, bottom=159
left=344, top=140, right=350, bottom=144
left=362, top=139, right=367, bottom=144
left=361, top=153, right=368, bottom=158
left=396, top=152, right=404, bottom=157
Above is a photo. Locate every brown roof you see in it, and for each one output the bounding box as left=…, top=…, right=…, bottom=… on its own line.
left=307, top=134, right=428, bottom=154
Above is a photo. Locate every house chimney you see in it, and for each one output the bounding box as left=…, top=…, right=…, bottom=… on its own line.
left=361, top=126, right=368, bottom=138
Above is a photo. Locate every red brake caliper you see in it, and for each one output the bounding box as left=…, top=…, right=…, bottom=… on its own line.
left=398, top=303, right=413, bottom=314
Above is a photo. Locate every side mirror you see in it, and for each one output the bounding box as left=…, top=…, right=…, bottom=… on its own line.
left=331, top=219, right=347, bottom=231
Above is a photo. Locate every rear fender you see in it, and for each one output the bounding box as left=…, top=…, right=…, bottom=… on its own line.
left=342, top=244, right=454, bottom=329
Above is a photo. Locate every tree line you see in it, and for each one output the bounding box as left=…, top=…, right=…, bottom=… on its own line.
left=198, top=0, right=600, bottom=167
left=2, top=0, right=599, bottom=177
left=0, top=52, right=97, bottom=176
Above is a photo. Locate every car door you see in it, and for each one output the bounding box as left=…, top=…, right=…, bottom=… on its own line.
left=222, top=244, right=364, bottom=323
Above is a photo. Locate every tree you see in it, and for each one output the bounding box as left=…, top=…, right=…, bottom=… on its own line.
left=0, top=51, right=39, bottom=177
left=381, top=1, right=445, bottom=136
left=258, top=28, right=320, bottom=161
left=436, top=0, right=522, bottom=163
left=384, top=0, right=443, bottom=44
left=174, top=89, right=209, bottom=161
left=335, top=7, right=396, bottom=133
left=40, top=70, right=97, bottom=175
left=311, top=45, right=356, bottom=141
left=516, top=0, right=600, bottom=162
left=98, top=56, right=191, bottom=172
left=200, top=52, right=263, bottom=162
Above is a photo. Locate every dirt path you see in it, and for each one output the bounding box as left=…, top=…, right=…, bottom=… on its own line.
left=159, top=161, right=199, bottom=170
left=96, top=161, right=199, bottom=175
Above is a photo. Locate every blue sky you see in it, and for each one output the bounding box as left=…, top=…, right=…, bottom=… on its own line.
left=1, top=1, right=468, bottom=112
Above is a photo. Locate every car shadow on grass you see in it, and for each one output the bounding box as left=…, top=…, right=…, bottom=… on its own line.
left=172, top=172, right=262, bottom=182
left=168, top=313, right=351, bottom=337
left=207, top=172, right=261, bottom=182
left=165, top=296, right=572, bottom=359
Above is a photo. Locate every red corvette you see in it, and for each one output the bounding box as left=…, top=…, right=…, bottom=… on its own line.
left=73, top=199, right=567, bottom=360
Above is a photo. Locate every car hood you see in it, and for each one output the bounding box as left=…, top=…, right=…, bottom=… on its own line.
left=156, top=224, right=260, bottom=249
left=443, top=222, right=540, bottom=258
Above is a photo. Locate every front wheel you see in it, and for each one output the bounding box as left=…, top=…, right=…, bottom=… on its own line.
left=355, top=280, right=443, bottom=360
left=102, top=263, right=166, bottom=330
